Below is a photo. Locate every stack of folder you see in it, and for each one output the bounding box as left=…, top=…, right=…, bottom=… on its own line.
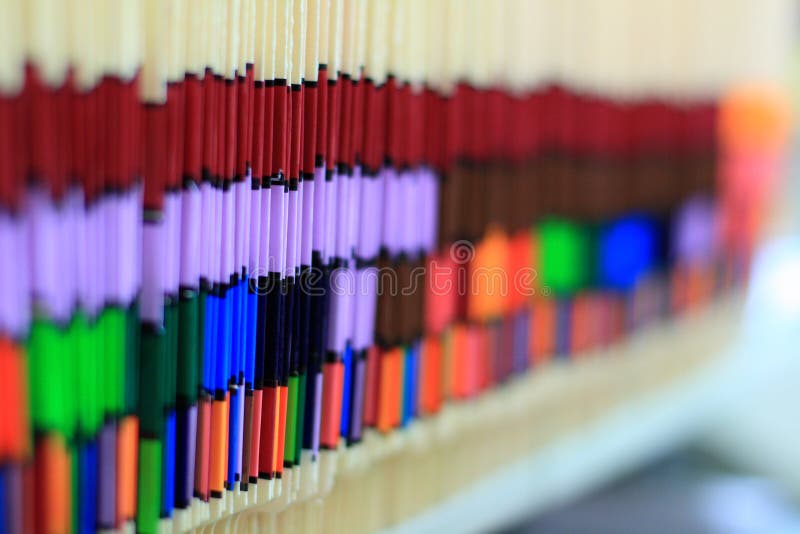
left=0, top=0, right=791, bottom=533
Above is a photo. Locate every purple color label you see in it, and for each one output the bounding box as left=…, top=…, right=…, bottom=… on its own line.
left=62, top=191, right=80, bottom=318
left=312, top=167, right=327, bottom=259
left=382, top=167, right=401, bottom=257
left=286, top=188, right=299, bottom=276
left=312, top=371, right=323, bottom=457
left=5, top=465, right=22, bottom=534
left=673, top=195, right=716, bottom=266
left=352, top=267, right=377, bottom=350
left=221, top=187, right=235, bottom=281
left=141, top=222, right=165, bottom=324
left=92, top=197, right=108, bottom=313
left=268, top=186, right=284, bottom=273
left=0, top=213, right=14, bottom=334
left=347, top=168, right=362, bottom=258
left=420, top=168, right=439, bottom=253
left=248, top=185, right=262, bottom=275
left=184, top=405, right=198, bottom=505
left=350, top=358, right=366, bottom=441
left=129, top=188, right=144, bottom=302
left=335, top=173, right=350, bottom=260
left=134, top=188, right=144, bottom=293
left=213, top=185, right=224, bottom=284
left=401, top=169, right=417, bottom=255
left=357, top=175, right=383, bottom=260
left=280, top=189, right=289, bottom=275
left=258, top=187, right=272, bottom=276
left=28, top=189, right=67, bottom=322
left=200, top=182, right=214, bottom=282
left=164, top=192, right=182, bottom=293
left=325, top=171, right=338, bottom=263
left=513, top=310, right=529, bottom=374
left=236, top=385, right=245, bottom=478
left=234, top=179, right=249, bottom=273
left=301, top=180, right=315, bottom=266
left=83, top=201, right=102, bottom=315
left=97, top=422, right=117, bottom=527
left=327, top=267, right=354, bottom=353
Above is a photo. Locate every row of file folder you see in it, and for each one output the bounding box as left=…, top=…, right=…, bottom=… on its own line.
left=0, top=0, right=790, bottom=532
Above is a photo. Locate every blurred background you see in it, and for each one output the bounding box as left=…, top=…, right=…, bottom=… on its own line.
left=503, top=147, right=800, bottom=534
left=392, top=9, right=800, bottom=534
left=505, top=41, right=800, bottom=534
left=396, top=137, right=800, bottom=534
left=505, top=113, right=800, bottom=533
